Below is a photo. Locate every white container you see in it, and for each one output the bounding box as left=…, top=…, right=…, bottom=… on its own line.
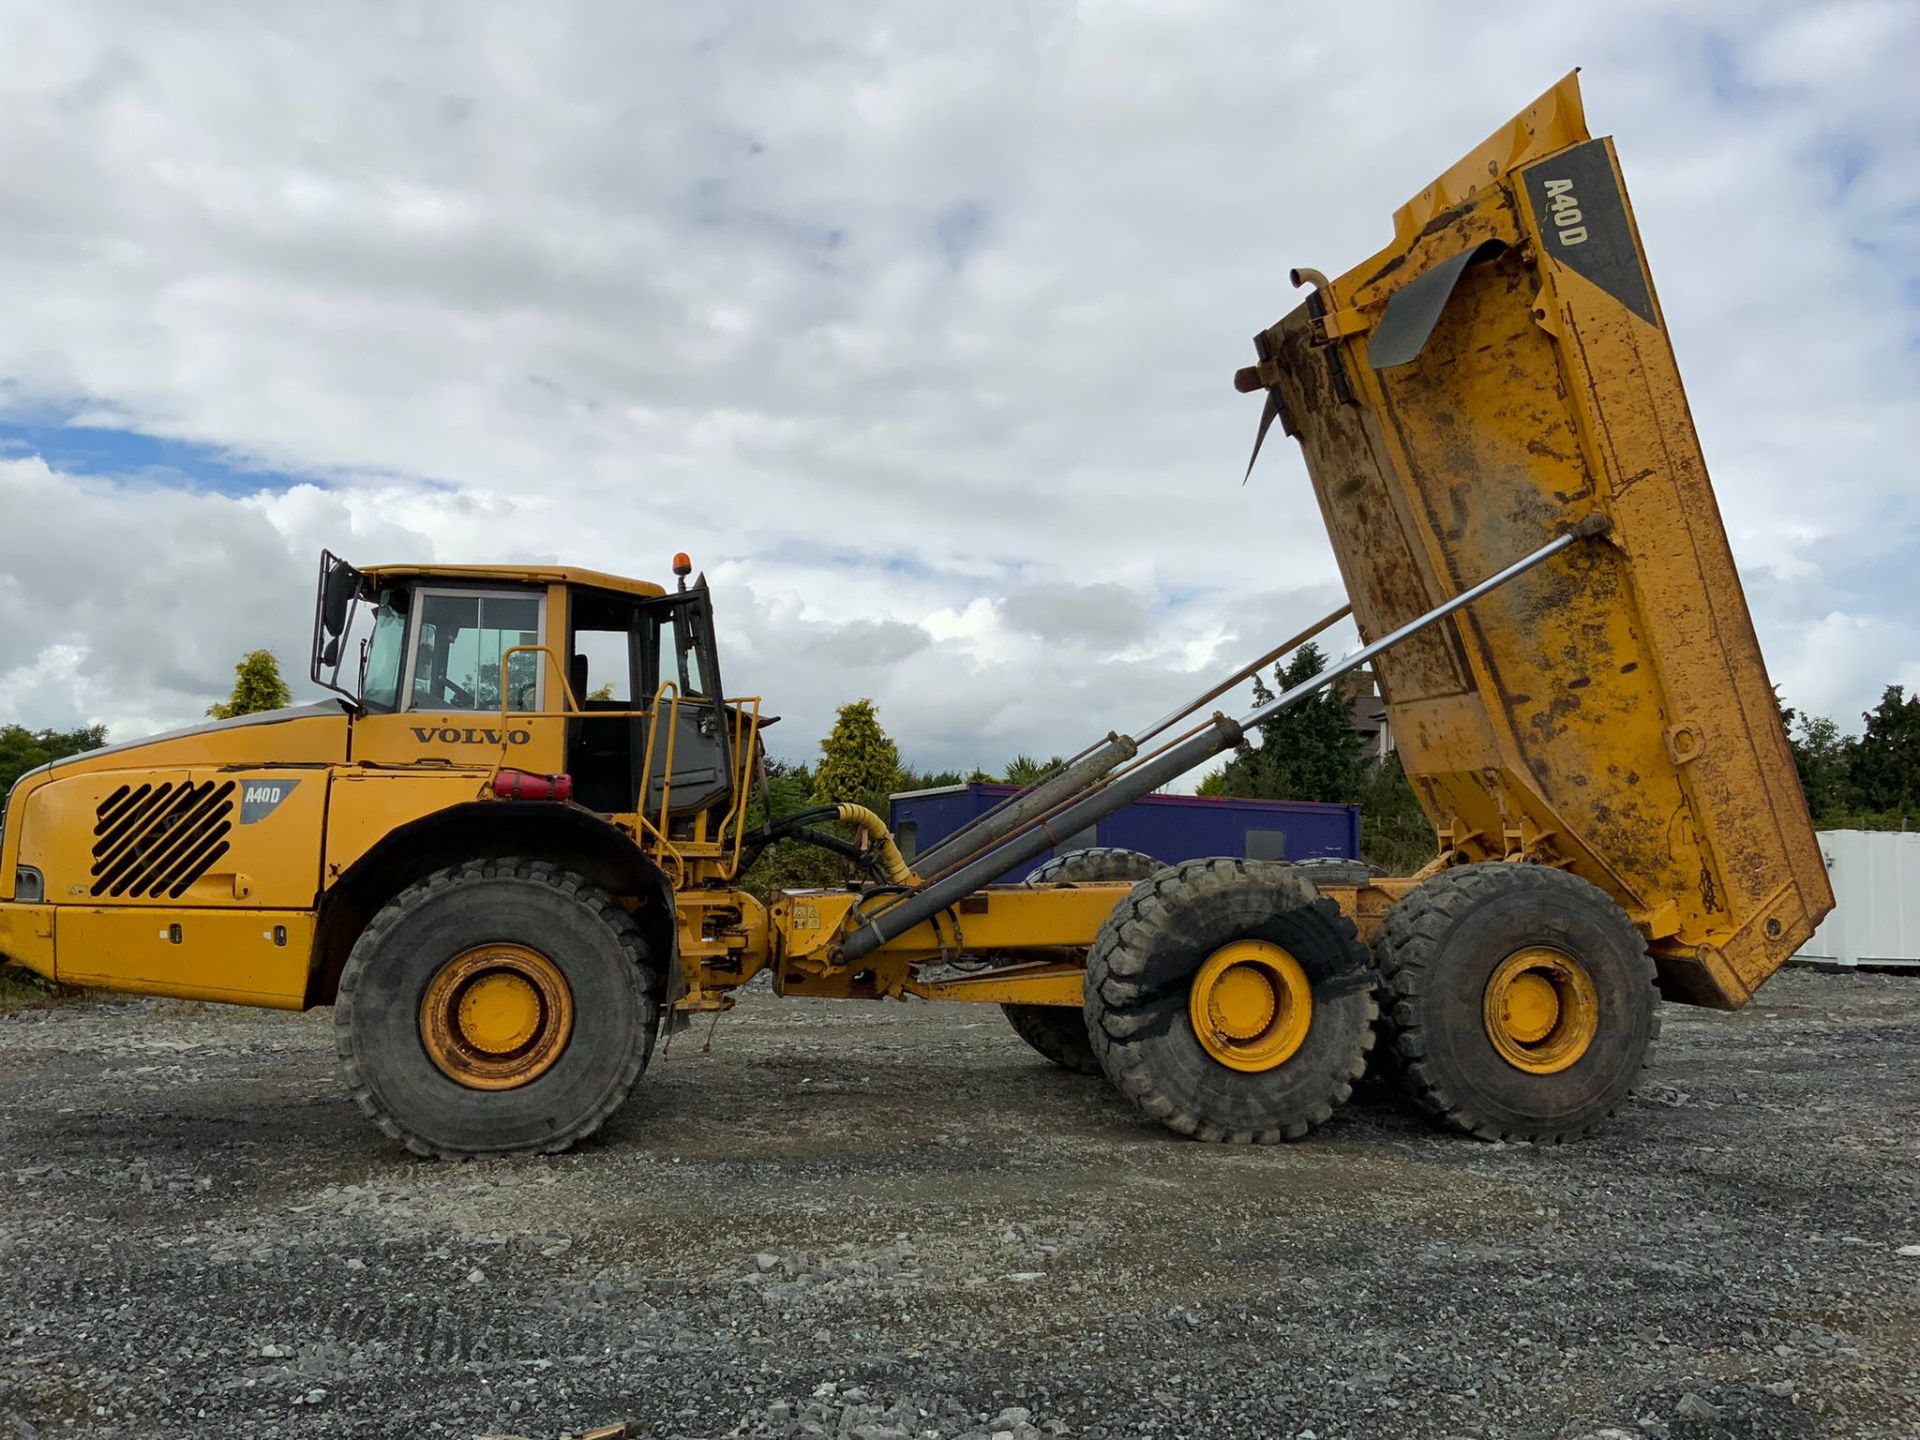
left=1793, top=830, right=1920, bottom=969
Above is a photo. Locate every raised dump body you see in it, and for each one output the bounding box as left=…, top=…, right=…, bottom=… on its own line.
left=1243, top=72, right=1831, bottom=1008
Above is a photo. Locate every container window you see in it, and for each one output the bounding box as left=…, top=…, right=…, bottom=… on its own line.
left=1245, top=829, right=1288, bottom=861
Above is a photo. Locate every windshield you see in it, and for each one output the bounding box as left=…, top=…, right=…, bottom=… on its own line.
left=358, top=588, right=411, bottom=714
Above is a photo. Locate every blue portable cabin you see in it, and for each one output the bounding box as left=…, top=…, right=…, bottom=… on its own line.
left=888, top=782, right=1362, bottom=882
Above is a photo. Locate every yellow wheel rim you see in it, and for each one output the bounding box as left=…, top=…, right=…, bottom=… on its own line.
left=1188, top=940, right=1313, bottom=1073
left=419, top=943, right=574, bottom=1091
left=1483, top=947, right=1598, bottom=1075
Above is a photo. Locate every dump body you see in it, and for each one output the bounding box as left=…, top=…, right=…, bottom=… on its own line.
left=1251, top=73, right=1830, bottom=1008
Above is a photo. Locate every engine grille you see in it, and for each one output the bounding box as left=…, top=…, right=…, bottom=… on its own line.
left=91, top=780, right=238, bottom=899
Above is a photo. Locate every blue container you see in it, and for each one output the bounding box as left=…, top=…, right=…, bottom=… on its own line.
left=888, top=783, right=1361, bottom=882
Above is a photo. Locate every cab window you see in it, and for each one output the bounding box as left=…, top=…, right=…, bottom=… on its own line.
left=648, top=604, right=710, bottom=699
left=406, top=591, right=544, bottom=712
left=358, top=588, right=411, bottom=714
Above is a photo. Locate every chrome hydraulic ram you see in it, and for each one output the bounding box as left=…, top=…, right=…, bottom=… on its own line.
left=908, top=603, right=1356, bottom=880
left=907, top=735, right=1137, bottom=879
left=835, top=516, right=1607, bottom=964
left=1131, top=601, right=1352, bottom=748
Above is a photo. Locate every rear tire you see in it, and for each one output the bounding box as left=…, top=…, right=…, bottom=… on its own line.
left=1375, top=863, right=1658, bottom=1142
left=335, top=858, right=658, bottom=1159
left=1292, top=855, right=1376, bottom=887
left=1002, top=1002, right=1101, bottom=1076
left=1085, top=858, right=1375, bottom=1142
left=1002, top=847, right=1161, bottom=1075
left=1024, top=846, right=1164, bottom=887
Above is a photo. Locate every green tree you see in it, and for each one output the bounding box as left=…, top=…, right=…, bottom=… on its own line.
left=1356, top=752, right=1435, bottom=874
left=207, top=649, right=293, bottom=719
left=1208, top=644, right=1365, bottom=805
left=737, top=755, right=845, bottom=900
left=812, top=699, right=901, bottom=813
left=1850, top=685, right=1920, bottom=826
left=896, top=763, right=966, bottom=792
left=0, top=723, right=108, bottom=798
left=760, top=756, right=820, bottom=822
left=1000, top=754, right=1067, bottom=787
left=1781, top=706, right=1856, bottom=820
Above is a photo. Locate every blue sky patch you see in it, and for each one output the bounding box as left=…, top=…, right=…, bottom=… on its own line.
left=0, top=418, right=303, bottom=496
left=935, top=201, right=987, bottom=269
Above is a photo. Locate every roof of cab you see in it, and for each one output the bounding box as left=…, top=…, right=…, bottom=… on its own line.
left=359, top=563, right=666, bottom=599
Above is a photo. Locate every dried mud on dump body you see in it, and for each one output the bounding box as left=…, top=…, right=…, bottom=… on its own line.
left=0, top=968, right=1915, bottom=1440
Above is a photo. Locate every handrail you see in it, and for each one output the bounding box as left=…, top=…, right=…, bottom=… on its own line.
left=634, top=680, right=683, bottom=861
left=499, top=643, right=583, bottom=716
left=712, top=697, right=765, bottom=880
left=477, top=655, right=770, bottom=885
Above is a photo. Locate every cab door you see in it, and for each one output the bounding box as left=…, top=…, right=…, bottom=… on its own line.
left=639, top=582, right=733, bottom=821
left=349, top=581, right=566, bottom=776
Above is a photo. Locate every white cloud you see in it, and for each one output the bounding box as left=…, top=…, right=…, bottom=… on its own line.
left=0, top=1, right=1914, bottom=770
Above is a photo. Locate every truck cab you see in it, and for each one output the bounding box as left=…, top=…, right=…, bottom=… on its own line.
left=314, top=551, right=739, bottom=828
left=0, top=552, right=760, bottom=1012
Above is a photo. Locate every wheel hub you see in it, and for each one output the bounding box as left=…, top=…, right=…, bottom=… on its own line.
left=420, top=944, right=574, bottom=1091
left=1188, top=940, right=1313, bottom=1073
left=1483, top=947, right=1597, bottom=1074
left=457, top=971, right=544, bottom=1054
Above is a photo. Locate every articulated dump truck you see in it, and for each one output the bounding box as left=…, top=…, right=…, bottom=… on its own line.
left=0, top=73, right=1829, bottom=1157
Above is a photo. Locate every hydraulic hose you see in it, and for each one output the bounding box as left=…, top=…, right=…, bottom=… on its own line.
left=831, top=804, right=917, bottom=886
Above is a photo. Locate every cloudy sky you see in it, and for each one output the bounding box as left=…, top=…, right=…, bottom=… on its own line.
left=1, top=2, right=1915, bottom=777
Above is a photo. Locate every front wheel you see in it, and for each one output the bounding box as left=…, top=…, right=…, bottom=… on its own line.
left=1085, top=859, right=1375, bottom=1142
left=335, top=858, right=658, bottom=1158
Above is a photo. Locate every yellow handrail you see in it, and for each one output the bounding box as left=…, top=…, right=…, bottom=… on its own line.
left=477, top=654, right=770, bottom=886
left=633, top=681, right=684, bottom=876
left=712, top=697, right=765, bottom=880
left=499, top=643, right=583, bottom=716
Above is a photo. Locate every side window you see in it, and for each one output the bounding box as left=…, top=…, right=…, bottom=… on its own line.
left=648, top=607, right=710, bottom=699
left=571, top=629, right=633, bottom=703
left=409, top=592, right=543, bottom=712
left=359, top=588, right=411, bottom=714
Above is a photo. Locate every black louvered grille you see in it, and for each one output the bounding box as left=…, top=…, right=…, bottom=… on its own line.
left=90, top=780, right=237, bottom=899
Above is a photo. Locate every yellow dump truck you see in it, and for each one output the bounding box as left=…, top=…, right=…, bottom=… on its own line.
left=0, top=72, right=1829, bottom=1157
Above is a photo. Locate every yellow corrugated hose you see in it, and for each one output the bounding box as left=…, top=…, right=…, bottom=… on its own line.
left=832, top=804, right=918, bottom=886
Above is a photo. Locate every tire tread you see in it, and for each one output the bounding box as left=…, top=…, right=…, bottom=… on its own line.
left=333, top=857, right=657, bottom=1159
left=1085, top=858, right=1376, bottom=1144
left=1373, top=862, right=1660, bottom=1143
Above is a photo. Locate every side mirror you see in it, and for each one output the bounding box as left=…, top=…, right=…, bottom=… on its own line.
left=320, top=563, right=358, bottom=638
left=320, top=637, right=340, bottom=667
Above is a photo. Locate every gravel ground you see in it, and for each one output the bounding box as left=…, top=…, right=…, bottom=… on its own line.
left=0, top=968, right=1915, bottom=1440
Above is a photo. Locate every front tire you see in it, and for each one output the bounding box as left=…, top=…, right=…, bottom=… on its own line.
left=335, top=858, right=658, bottom=1158
left=1375, top=863, right=1659, bottom=1142
left=1085, top=859, right=1375, bottom=1142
